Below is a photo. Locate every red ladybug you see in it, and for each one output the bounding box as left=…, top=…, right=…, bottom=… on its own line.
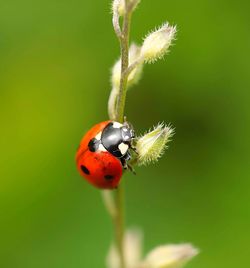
left=76, top=121, right=135, bottom=189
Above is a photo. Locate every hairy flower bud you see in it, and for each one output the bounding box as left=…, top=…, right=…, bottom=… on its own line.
left=107, top=229, right=143, bottom=268
left=136, top=123, right=174, bottom=165
left=112, top=0, right=140, bottom=16
left=111, top=43, right=143, bottom=89
left=141, top=23, right=176, bottom=63
left=112, top=0, right=125, bottom=16
left=140, top=244, right=199, bottom=268
left=108, top=86, right=119, bottom=120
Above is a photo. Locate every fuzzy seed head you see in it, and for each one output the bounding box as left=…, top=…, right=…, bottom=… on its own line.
left=112, top=0, right=141, bottom=16
left=112, top=0, right=125, bottom=16
left=136, top=123, right=174, bottom=165
left=107, top=229, right=143, bottom=268
left=141, top=23, right=176, bottom=63
left=140, top=244, right=199, bottom=268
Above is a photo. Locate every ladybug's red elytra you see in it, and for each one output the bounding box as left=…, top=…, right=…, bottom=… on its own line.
left=76, top=120, right=135, bottom=189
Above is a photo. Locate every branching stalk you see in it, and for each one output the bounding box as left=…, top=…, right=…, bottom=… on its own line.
left=102, top=2, right=194, bottom=268
left=113, top=1, right=132, bottom=267
left=103, top=1, right=134, bottom=268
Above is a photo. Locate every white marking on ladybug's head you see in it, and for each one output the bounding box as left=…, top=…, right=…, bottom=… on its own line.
left=98, top=144, right=107, bottom=152
left=118, top=143, right=129, bottom=155
left=95, top=132, right=102, bottom=140
left=113, top=122, right=123, bottom=128
left=124, top=135, right=130, bottom=140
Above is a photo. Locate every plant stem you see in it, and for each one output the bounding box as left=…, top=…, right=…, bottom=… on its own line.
left=114, top=182, right=125, bottom=268
left=115, top=4, right=132, bottom=123
left=108, top=1, right=133, bottom=268
left=103, top=1, right=133, bottom=267
left=114, top=2, right=132, bottom=267
left=102, top=186, right=125, bottom=268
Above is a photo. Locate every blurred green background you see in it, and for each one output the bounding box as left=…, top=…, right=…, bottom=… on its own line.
left=1, top=0, right=249, bottom=267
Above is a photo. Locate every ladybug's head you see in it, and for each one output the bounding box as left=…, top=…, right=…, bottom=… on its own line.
left=121, top=122, right=135, bottom=143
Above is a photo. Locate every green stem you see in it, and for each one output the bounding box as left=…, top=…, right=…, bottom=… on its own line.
left=114, top=182, right=125, bottom=268
left=103, top=1, right=133, bottom=268
left=114, top=2, right=132, bottom=268
left=115, top=6, right=132, bottom=123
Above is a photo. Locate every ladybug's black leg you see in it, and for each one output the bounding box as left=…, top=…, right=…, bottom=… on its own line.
left=124, top=151, right=131, bottom=162
left=120, top=158, right=136, bottom=174
left=120, top=158, right=128, bottom=169
left=120, top=152, right=136, bottom=175
left=128, top=163, right=136, bottom=175
left=130, top=145, right=138, bottom=155
left=120, top=151, right=130, bottom=169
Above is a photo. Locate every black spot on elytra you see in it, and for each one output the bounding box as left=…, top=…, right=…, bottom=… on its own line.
left=81, top=165, right=90, bottom=175
left=104, top=174, right=114, bottom=180
left=88, top=138, right=100, bottom=152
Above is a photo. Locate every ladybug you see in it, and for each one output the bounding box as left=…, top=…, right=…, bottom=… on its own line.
left=76, top=120, right=135, bottom=189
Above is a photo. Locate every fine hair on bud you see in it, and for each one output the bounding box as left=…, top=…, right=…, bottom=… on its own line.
left=112, top=0, right=125, bottom=17
left=140, top=243, right=199, bottom=268
left=136, top=123, right=174, bottom=166
left=141, top=22, right=177, bottom=63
